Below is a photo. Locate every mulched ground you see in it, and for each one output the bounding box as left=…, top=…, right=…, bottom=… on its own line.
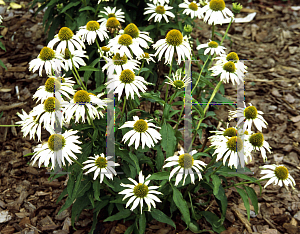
left=0, top=0, right=300, bottom=233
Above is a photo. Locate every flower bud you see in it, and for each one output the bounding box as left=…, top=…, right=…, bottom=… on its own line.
left=232, top=2, right=243, bottom=14
left=184, top=24, right=193, bottom=35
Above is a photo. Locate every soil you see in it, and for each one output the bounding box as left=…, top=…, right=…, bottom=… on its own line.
left=0, top=0, right=300, bottom=233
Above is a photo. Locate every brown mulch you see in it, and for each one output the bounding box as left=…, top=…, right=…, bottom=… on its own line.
left=0, top=0, right=300, bottom=233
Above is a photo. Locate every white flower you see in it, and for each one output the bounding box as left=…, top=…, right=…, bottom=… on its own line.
left=33, top=76, right=75, bottom=103
left=16, top=110, right=44, bottom=142
left=106, top=69, right=148, bottom=101
left=137, top=52, right=156, bottom=65
left=144, top=3, right=175, bottom=23
left=76, top=21, right=109, bottom=45
left=197, top=40, right=226, bottom=56
left=260, top=165, right=296, bottom=189
left=163, top=148, right=207, bottom=186
left=31, top=129, right=82, bottom=169
left=166, top=69, right=192, bottom=89
left=102, top=52, right=140, bottom=76
left=31, top=97, right=65, bottom=132
left=153, top=29, right=191, bottom=65
left=98, top=6, right=125, bottom=28
left=107, top=34, right=144, bottom=59
left=228, top=102, right=268, bottom=132
left=82, top=153, right=120, bottom=183
left=0, top=15, right=3, bottom=25
left=62, top=90, right=107, bottom=124
left=210, top=134, right=253, bottom=169
left=200, top=0, right=234, bottom=25
left=119, top=171, right=162, bottom=214
left=179, top=0, right=203, bottom=19
left=247, top=132, right=271, bottom=162
left=56, top=48, right=88, bottom=72
left=120, top=23, right=153, bottom=49
left=214, top=52, right=247, bottom=76
left=98, top=46, right=113, bottom=58
left=29, top=47, right=63, bottom=76
left=48, top=27, right=85, bottom=53
left=119, top=116, right=161, bottom=149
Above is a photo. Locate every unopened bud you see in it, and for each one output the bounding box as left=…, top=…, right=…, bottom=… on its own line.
left=184, top=24, right=193, bottom=35
left=232, top=2, right=243, bottom=14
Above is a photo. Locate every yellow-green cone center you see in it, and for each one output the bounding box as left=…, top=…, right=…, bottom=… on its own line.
left=173, top=80, right=185, bottom=89
left=95, top=156, right=107, bottom=168
left=178, top=153, right=194, bottom=168
left=74, top=90, right=91, bottom=103
left=189, top=2, right=198, bottom=11
left=44, top=97, right=60, bottom=112
left=113, top=53, right=128, bottom=66
left=58, top=27, right=74, bottom=41
left=39, top=47, right=55, bottom=61
left=226, top=52, right=239, bottom=62
left=208, top=41, right=218, bottom=48
left=155, top=5, right=166, bottom=14
left=101, top=46, right=110, bottom=52
left=249, top=133, right=264, bottom=148
left=143, top=53, right=150, bottom=59
left=227, top=136, right=243, bottom=152
left=119, top=69, right=135, bottom=84
left=244, top=106, right=258, bottom=120
left=64, top=48, right=71, bottom=60
left=48, top=134, right=66, bottom=151
left=133, top=183, right=149, bottom=198
left=124, top=23, right=139, bottom=39
left=223, top=61, right=236, bottom=73
left=106, top=17, right=120, bottom=28
left=45, top=77, right=61, bottom=92
left=166, top=29, right=183, bottom=46
left=274, top=166, right=289, bottom=180
left=107, top=13, right=116, bottom=18
left=118, top=34, right=133, bottom=46
left=223, top=127, right=237, bottom=137
left=86, top=21, right=100, bottom=31
left=133, top=119, right=148, bottom=133
left=209, top=0, right=225, bottom=11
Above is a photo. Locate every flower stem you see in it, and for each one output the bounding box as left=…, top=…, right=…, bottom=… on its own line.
left=0, top=125, right=20, bottom=127
left=138, top=60, right=145, bottom=76
left=211, top=23, right=215, bottom=41
left=168, top=90, right=178, bottom=105
left=70, top=156, right=83, bottom=167
left=174, top=103, right=185, bottom=131
left=191, top=54, right=211, bottom=95
left=220, top=18, right=233, bottom=46
left=121, top=97, right=127, bottom=121
left=165, top=57, right=174, bottom=104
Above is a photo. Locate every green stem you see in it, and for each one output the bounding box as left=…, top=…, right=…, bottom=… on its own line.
left=121, top=97, right=127, bottom=121
left=203, top=154, right=217, bottom=172
left=138, top=60, right=145, bottom=76
left=71, top=59, right=87, bottom=90
left=211, top=23, right=215, bottom=41
left=95, top=39, right=101, bottom=51
left=220, top=18, right=233, bottom=46
left=168, top=90, right=178, bottom=105
left=174, top=103, right=185, bottom=131
left=0, top=125, right=20, bottom=127
left=164, top=57, right=174, bottom=104
left=211, top=163, right=223, bottom=175
left=191, top=54, right=211, bottom=95
left=85, top=106, right=96, bottom=129
left=70, top=156, right=83, bottom=167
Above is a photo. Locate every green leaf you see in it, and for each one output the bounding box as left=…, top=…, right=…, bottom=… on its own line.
left=60, top=1, right=80, bottom=14
left=211, top=175, right=221, bottom=196
left=172, top=185, right=191, bottom=226
left=71, top=195, right=90, bottom=226
left=93, top=180, right=101, bottom=201
left=129, top=152, right=140, bottom=174
left=103, top=209, right=131, bottom=222
left=139, top=213, right=146, bottom=234
left=200, top=211, right=226, bottom=233
left=72, top=171, right=83, bottom=199
left=67, top=175, right=75, bottom=198
left=78, top=66, right=100, bottom=72
left=155, top=146, right=164, bottom=171
left=56, top=187, right=68, bottom=203
left=124, top=224, right=134, bottom=234
left=160, top=122, right=176, bottom=157
left=79, top=6, right=96, bottom=12
left=244, top=186, right=258, bottom=215
left=145, top=171, right=170, bottom=182
left=235, top=186, right=250, bottom=220
left=163, top=103, right=172, bottom=120
left=151, top=209, right=176, bottom=228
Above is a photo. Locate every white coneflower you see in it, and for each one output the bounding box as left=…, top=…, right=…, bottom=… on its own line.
left=144, top=3, right=175, bottom=23
left=31, top=129, right=81, bottom=169
left=98, top=6, right=125, bottom=28
left=196, top=40, right=226, bottom=56
left=29, top=47, right=63, bottom=76
left=48, top=27, right=85, bottom=53
left=200, top=0, right=234, bottom=25
left=82, top=153, right=120, bottom=183
left=260, top=165, right=296, bottom=189
left=179, top=0, right=203, bottom=19
left=137, top=52, right=156, bottom=64
left=228, top=102, right=268, bottom=132
left=106, top=69, right=149, bottom=101
left=119, top=171, right=163, bottom=214
left=33, top=76, right=75, bottom=103
left=98, top=46, right=113, bottom=58
left=163, top=148, right=207, bottom=186
left=102, top=52, right=140, bottom=76
left=165, top=69, right=192, bottom=89
left=119, top=116, right=162, bottom=149
left=76, top=21, right=109, bottom=45
left=214, top=52, right=247, bottom=77
left=153, top=29, right=191, bottom=65
left=57, top=48, right=87, bottom=72
left=63, top=90, right=107, bottom=124
left=248, top=132, right=271, bottom=162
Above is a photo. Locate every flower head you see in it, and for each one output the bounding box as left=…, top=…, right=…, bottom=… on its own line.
left=163, top=148, right=207, bottom=186
left=137, top=52, right=156, bottom=65
left=260, top=165, right=296, bottom=189
left=197, top=40, right=226, bottom=56
left=119, top=116, right=162, bottom=149
left=31, top=129, right=82, bottom=169
left=153, top=29, right=191, bottom=65
left=166, top=69, right=191, bottom=89
left=82, top=153, right=120, bottom=183
left=179, top=0, right=203, bottom=19
left=144, top=3, right=175, bottom=23
left=248, top=132, right=271, bottom=162
left=57, top=48, right=88, bottom=72
left=119, top=171, right=162, bottom=214
left=98, top=6, right=125, bottom=28
left=77, top=21, right=109, bottom=45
